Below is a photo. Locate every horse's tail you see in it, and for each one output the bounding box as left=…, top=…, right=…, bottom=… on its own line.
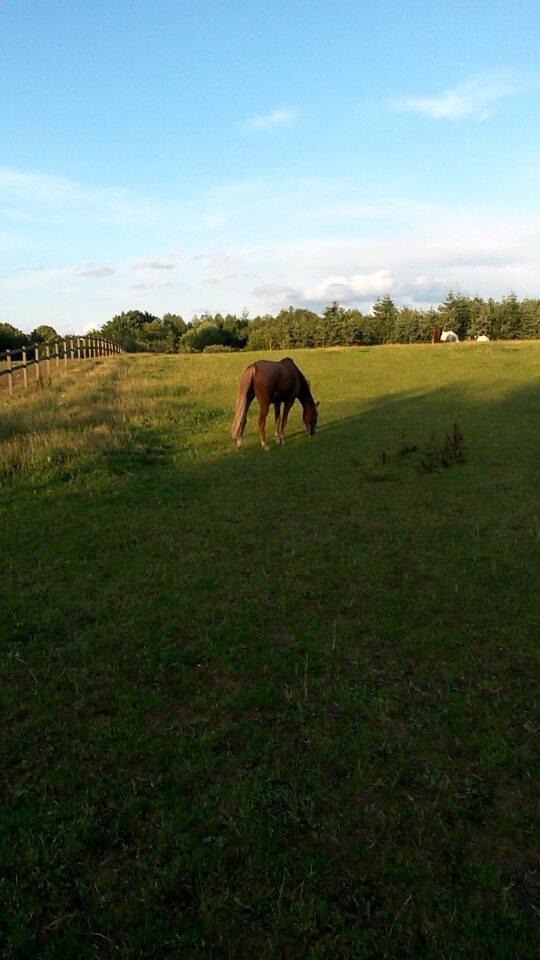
left=231, top=364, right=255, bottom=441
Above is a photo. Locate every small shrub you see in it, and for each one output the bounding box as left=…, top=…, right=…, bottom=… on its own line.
left=397, top=434, right=418, bottom=458
left=419, top=422, right=466, bottom=472
left=419, top=433, right=441, bottom=473
left=350, top=456, right=396, bottom=482
left=202, top=344, right=235, bottom=353
left=441, top=421, right=466, bottom=466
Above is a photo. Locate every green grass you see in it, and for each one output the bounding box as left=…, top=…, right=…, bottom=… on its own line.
left=1, top=343, right=538, bottom=959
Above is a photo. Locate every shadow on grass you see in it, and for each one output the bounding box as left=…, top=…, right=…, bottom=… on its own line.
left=1, top=377, right=538, bottom=959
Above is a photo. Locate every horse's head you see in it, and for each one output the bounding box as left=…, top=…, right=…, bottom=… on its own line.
left=303, top=399, right=319, bottom=436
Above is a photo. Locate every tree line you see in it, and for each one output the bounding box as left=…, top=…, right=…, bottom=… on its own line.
left=2, top=293, right=539, bottom=354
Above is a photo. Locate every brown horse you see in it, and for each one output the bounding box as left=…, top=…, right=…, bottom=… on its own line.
left=231, top=357, right=319, bottom=451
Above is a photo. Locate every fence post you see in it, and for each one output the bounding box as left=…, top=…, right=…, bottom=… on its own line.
left=35, top=345, right=41, bottom=384
left=45, top=343, right=51, bottom=379
left=77, top=338, right=81, bottom=360
left=70, top=338, right=74, bottom=361
left=63, top=339, right=68, bottom=367
left=22, top=346, right=28, bottom=389
left=6, top=349, right=13, bottom=396
left=54, top=340, right=59, bottom=368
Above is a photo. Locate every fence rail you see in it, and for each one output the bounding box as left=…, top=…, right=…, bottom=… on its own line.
left=0, top=337, right=123, bottom=396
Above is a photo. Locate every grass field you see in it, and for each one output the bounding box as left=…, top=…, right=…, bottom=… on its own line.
left=1, top=343, right=538, bottom=959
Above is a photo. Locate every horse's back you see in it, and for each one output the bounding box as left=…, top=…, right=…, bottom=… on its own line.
left=252, top=358, right=299, bottom=400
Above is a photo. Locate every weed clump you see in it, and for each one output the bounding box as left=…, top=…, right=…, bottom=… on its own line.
left=441, top=421, right=466, bottom=466
left=350, top=423, right=466, bottom=477
left=350, top=456, right=396, bottom=482
left=397, top=434, right=418, bottom=459
left=419, top=422, right=466, bottom=473
left=419, top=432, right=441, bottom=473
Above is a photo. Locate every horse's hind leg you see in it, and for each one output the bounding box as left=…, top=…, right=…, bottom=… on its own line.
left=274, top=402, right=283, bottom=444
left=258, top=401, right=271, bottom=451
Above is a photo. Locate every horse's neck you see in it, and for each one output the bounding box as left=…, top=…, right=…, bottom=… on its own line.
left=298, top=378, right=314, bottom=410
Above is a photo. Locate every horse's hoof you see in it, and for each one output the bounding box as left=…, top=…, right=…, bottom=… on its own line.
left=236, top=440, right=243, bottom=452
left=262, top=444, right=270, bottom=452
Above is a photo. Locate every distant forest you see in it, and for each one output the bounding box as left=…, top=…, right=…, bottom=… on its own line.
left=2, top=293, right=539, bottom=354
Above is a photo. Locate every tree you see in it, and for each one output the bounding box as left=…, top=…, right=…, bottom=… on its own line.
left=438, top=292, right=472, bottom=340
left=496, top=292, right=522, bottom=340
left=393, top=308, right=424, bottom=343
left=161, top=313, right=187, bottom=349
left=371, top=296, right=398, bottom=343
left=101, top=310, right=159, bottom=350
left=31, top=324, right=58, bottom=343
left=467, top=299, right=494, bottom=339
left=519, top=300, right=540, bottom=340
left=0, top=323, right=30, bottom=351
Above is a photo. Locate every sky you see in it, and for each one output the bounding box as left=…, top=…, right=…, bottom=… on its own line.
left=1, top=0, right=539, bottom=334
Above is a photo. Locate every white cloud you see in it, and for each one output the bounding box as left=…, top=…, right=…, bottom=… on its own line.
left=2, top=170, right=539, bottom=331
left=78, top=265, right=114, bottom=277
left=1, top=263, right=115, bottom=290
left=130, top=281, right=176, bottom=290
left=397, top=275, right=450, bottom=303
left=192, top=251, right=237, bottom=264
left=201, top=273, right=239, bottom=285
left=134, top=257, right=182, bottom=270
left=243, top=107, right=297, bottom=132
left=253, top=283, right=297, bottom=300
left=390, top=73, right=519, bottom=120
left=1, top=267, right=74, bottom=291
left=0, top=167, right=163, bottom=228
left=301, top=269, right=395, bottom=304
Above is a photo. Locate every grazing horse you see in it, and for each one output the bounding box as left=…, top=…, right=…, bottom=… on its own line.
left=231, top=357, right=319, bottom=451
left=440, top=330, right=459, bottom=342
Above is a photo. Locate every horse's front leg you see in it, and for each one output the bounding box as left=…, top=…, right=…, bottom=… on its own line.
left=258, top=401, right=271, bottom=451
left=280, top=401, right=293, bottom=443
left=274, top=402, right=283, bottom=444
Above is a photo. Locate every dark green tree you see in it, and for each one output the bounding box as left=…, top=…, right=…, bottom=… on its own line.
left=31, top=325, right=58, bottom=343
left=438, top=292, right=472, bottom=340
left=101, top=310, right=159, bottom=350
left=519, top=300, right=540, bottom=340
left=0, top=323, right=30, bottom=351
left=496, top=292, right=522, bottom=340
left=371, top=296, right=398, bottom=343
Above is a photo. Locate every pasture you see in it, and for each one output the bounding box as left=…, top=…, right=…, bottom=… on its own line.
left=1, top=343, right=538, bottom=959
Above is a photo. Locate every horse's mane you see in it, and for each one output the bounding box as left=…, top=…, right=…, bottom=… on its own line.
left=297, top=367, right=314, bottom=402
left=280, top=357, right=314, bottom=403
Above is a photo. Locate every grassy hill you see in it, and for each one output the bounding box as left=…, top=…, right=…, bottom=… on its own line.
left=1, top=343, right=538, bottom=959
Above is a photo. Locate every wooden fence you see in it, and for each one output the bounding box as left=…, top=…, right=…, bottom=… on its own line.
left=0, top=337, right=123, bottom=396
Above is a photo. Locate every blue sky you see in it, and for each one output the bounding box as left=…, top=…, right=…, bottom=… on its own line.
left=1, top=0, right=539, bottom=333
